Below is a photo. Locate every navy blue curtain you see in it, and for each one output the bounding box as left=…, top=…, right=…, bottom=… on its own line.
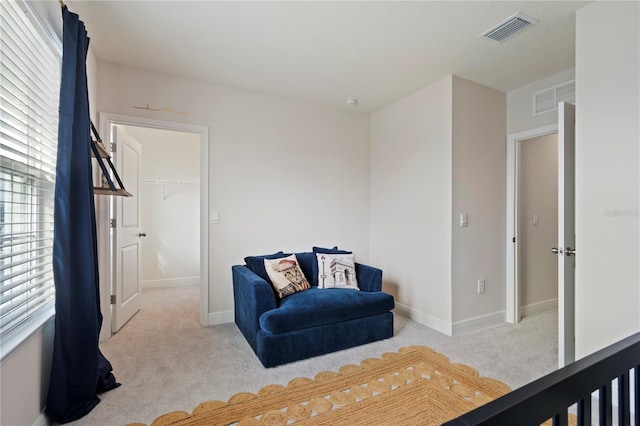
left=46, top=6, right=119, bottom=424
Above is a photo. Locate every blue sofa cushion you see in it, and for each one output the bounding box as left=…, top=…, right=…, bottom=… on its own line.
left=312, top=246, right=351, bottom=254
left=259, top=288, right=394, bottom=335
left=294, top=252, right=315, bottom=285
left=244, top=251, right=287, bottom=283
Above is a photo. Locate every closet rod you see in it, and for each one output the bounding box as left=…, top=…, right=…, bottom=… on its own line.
left=140, top=179, right=198, bottom=186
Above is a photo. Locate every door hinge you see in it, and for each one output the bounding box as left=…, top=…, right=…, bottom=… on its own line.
left=110, top=219, right=116, bottom=228
left=110, top=294, right=116, bottom=305
left=513, top=237, right=516, bottom=243
left=110, top=142, right=116, bottom=153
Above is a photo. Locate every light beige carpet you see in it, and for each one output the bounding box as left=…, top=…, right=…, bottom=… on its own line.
left=127, top=345, right=512, bottom=426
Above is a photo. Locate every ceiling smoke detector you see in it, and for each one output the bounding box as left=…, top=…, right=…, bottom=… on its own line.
left=346, top=98, right=358, bottom=107
left=480, top=12, right=538, bottom=43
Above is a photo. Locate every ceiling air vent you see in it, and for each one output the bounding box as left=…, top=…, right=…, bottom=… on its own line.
left=480, top=13, right=538, bottom=42
left=533, top=80, right=575, bottom=115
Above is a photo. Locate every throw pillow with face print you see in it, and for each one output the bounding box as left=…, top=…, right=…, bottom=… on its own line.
left=264, top=254, right=311, bottom=298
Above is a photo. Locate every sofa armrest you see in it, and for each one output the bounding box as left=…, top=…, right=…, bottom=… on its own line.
left=232, top=265, right=277, bottom=352
left=355, top=263, right=383, bottom=292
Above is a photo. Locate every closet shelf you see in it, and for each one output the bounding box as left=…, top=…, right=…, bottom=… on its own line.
left=90, top=120, right=131, bottom=197
left=91, top=139, right=110, bottom=158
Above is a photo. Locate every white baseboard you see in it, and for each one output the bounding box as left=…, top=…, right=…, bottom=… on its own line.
left=33, top=411, right=50, bottom=426
left=141, top=276, right=199, bottom=290
left=208, top=310, right=234, bottom=326
left=452, top=311, right=506, bottom=336
left=521, top=298, right=558, bottom=317
left=394, top=303, right=452, bottom=336
left=394, top=303, right=507, bottom=336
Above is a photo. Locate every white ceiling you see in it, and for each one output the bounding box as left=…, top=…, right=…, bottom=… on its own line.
left=66, top=1, right=590, bottom=112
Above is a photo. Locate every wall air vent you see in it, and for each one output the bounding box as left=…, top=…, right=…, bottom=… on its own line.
left=480, top=12, right=538, bottom=42
left=533, top=80, right=575, bottom=115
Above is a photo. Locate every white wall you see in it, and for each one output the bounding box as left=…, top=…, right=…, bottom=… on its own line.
left=507, top=68, right=574, bottom=134
left=370, top=75, right=506, bottom=334
left=451, top=76, right=506, bottom=326
left=122, top=125, right=201, bottom=288
left=0, top=318, right=54, bottom=426
left=97, top=62, right=371, bottom=316
left=574, top=1, right=640, bottom=358
left=370, top=76, right=453, bottom=332
left=518, top=134, right=558, bottom=310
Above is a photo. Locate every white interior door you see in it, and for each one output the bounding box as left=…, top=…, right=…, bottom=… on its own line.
left=112, top=125, right=142, bottom=332
left=555, top=102, right=576, bottom=367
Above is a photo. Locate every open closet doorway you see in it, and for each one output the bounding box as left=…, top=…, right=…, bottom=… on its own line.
left=98, top=113, right=210, bottom=339
left=128, top=124, right=200, bottom=288
left=516, top=133, right=559, bottom=318
left=506, top=123, right=558, bottom=325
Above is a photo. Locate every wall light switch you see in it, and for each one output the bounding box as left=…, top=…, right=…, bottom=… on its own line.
left=460, top=213, right=468, bottom=227
left=532, top=214, right=539, bottom=226
left=211, top=211, right=220, bottom=224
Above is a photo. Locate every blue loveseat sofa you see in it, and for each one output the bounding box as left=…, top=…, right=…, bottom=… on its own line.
left=232, top=248, right=395, bottom=367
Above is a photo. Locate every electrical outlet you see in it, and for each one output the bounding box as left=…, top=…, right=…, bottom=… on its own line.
left=477, top=279, right=485, bottom=294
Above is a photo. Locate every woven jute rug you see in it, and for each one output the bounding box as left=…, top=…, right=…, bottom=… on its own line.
left=128, top=345, right=513, bottom=426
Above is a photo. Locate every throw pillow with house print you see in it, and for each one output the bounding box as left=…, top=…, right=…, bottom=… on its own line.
left=264, top=254, right=311, bottom=298
left=315, top=253, right=359, bottom=290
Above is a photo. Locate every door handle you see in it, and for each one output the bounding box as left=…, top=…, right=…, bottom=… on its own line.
left=138, top=232, right=147, bottom=237
left=551, top=247, right=563, bottom=254
left=565, top=247, right=575, bottom=256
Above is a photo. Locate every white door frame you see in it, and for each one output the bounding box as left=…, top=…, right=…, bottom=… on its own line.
left=506, top=124, right=558, bottom=324
left=97, top=113, right=210, bottom=340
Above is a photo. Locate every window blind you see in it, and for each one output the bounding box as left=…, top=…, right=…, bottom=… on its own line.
left=0, top=1, right=61, bottom=338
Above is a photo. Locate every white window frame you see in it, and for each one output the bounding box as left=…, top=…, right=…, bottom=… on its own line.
left=0, top=0, right=62, bottom=360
